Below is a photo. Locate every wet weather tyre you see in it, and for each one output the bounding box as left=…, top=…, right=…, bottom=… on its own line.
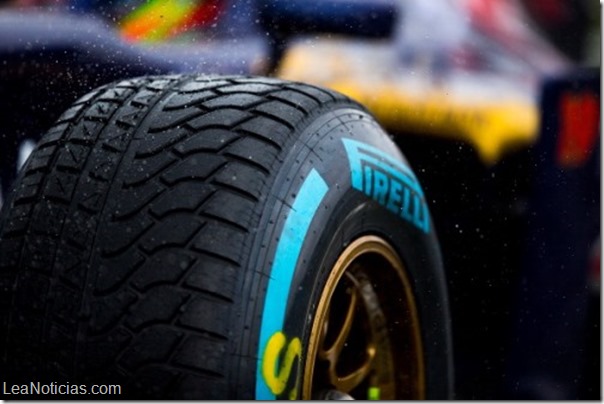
left=0, top=75, right=453, bottom=399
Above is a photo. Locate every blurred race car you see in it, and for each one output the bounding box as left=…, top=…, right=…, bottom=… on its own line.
left=0, top=0, right=599, bottom=400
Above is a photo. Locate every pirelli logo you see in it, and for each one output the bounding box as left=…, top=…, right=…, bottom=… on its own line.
left=342, top=138, right=430, bottom=233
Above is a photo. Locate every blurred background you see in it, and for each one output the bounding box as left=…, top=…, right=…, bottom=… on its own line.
left=0, top=0, right=600, bottom=399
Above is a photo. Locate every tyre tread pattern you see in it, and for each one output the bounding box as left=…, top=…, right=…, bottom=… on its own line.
left=0, top=75, right=353, bottom=398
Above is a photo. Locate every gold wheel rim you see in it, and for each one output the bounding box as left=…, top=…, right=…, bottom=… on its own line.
left=302, top=235, right=425, bottom=399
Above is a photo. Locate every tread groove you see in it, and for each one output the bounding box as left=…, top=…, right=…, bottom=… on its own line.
left=252, top=109, right=296, bottom=131
left=199, top=212, right=249, bottom=234
left=222, top=152, right=271, bottom=176
left=193, top=249, right=241, bottom=268
left=211, top=179, right=260, bottom=203
left=234, top=127, right=283, bottom=151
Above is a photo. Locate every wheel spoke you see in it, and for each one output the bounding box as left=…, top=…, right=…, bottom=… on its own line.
left=333, top=344, right=376, bottom=392
left=319, top=283, right=358, bottom=366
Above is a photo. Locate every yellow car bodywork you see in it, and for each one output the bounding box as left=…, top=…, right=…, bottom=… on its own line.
left=277, top=38, right=539, bottom=165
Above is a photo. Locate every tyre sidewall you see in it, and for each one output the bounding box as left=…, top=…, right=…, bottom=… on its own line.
left=251, top=107, right=452, bottom=399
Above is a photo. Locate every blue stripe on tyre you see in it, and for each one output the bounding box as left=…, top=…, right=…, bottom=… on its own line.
left=255, top=168, right=329, bottom=400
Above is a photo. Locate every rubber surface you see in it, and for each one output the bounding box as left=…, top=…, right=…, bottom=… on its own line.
left=0, top=75, right=452, bottom=399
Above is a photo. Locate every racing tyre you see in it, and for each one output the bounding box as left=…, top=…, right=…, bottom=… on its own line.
left=0, top=75, right=452, bottom=399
